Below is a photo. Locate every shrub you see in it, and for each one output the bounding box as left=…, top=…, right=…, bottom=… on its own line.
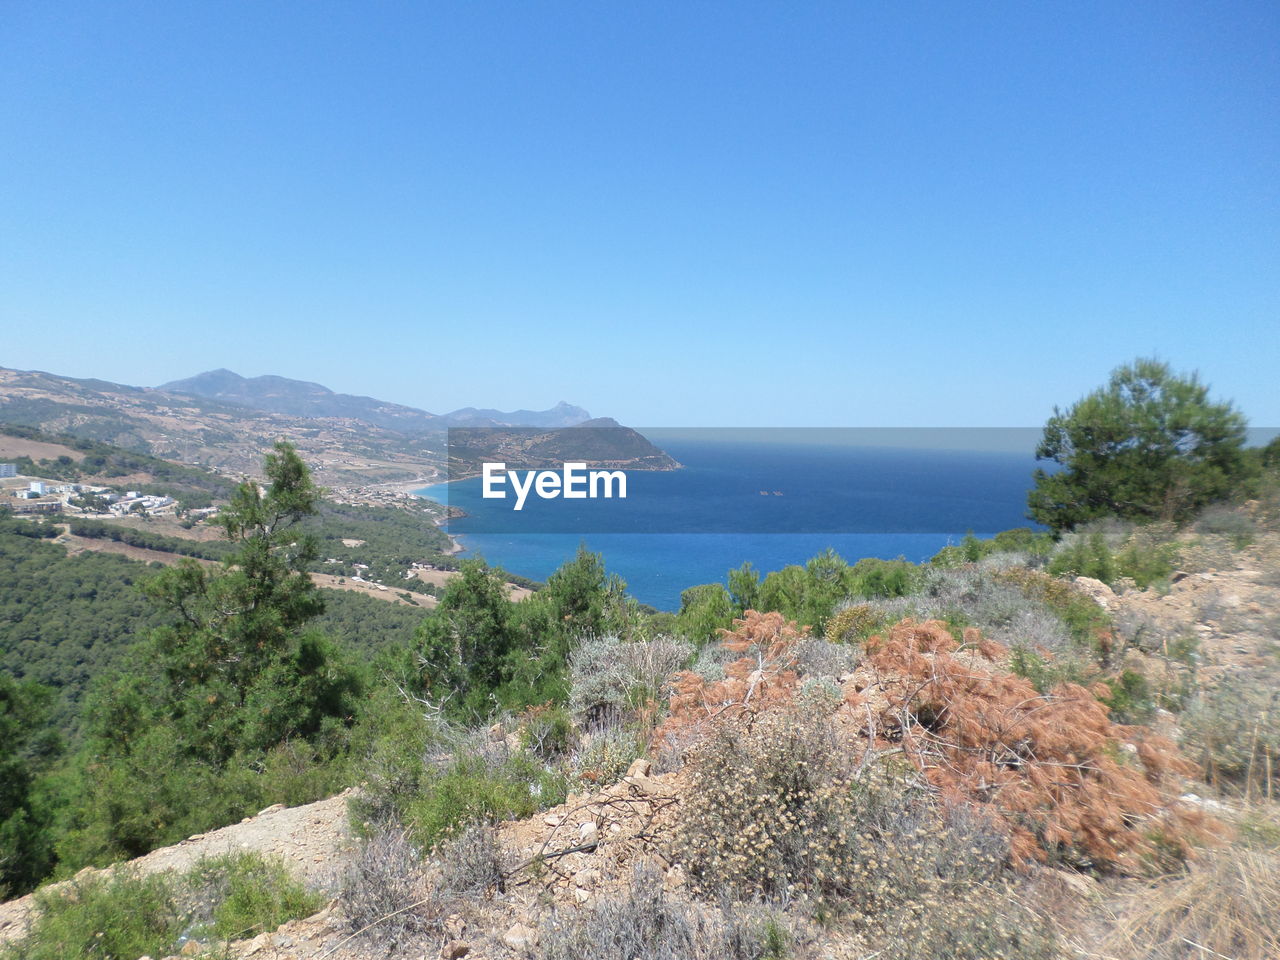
left=932, top=529, right=1054, bottom=568
left=436, top=822, right=506, bottom=897
left=1049, top=531, right=1117, bottom=584
left=1195, top=505, right=1258, bottom=548
left=671, top=706, right=1006, bottom=915
left=571, top=721, right=644, bottom=788
left=339, top=820, right=433, bottom=951
left=672, top=708, right=869, bottom=903
left=400, top=747, right=550, bottom=850
left=847, top=557, right=921, bottom=599
left=658, top=612, right=807, bottom=744
left=538, top=864, right=794, bottom=960
left=862, top=619, right=1208, bottom=868
left=823, top=603, right=885, bottom=644
left=520, top=703, right=575, bottom=761
left=663, top=613, right=1210, bottom=871
left=994, top=568, right=1114, bottom=658
left=1048, top=526, right=1178, bottom=590
left=186, top=850, right=324, bottom=942
left=568, top=634, right=693, bottom=726
left=867, top=886, right=1058, bottom=960
left=353, top=700, right=561, bottom=852
left=1098, top=669, right=1156, bottom=724
left=1, top=869, right=184, bottom=960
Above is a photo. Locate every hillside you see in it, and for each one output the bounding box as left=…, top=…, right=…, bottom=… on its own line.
left=159, top=370, right=444, bottom=434
left=0, top=367, right=672, bottom=489
left=3, top=520, right=1278, bottom=958
left=0, top=519, right=432, bottom=736
left=0, top=367, right=443, bottom=487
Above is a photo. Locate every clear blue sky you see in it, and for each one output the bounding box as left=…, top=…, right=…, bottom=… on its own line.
left=2, top=2, right=1276, bottom=426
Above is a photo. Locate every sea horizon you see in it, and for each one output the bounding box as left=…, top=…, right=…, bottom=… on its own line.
left=418, top=434, right=1044, bottom=609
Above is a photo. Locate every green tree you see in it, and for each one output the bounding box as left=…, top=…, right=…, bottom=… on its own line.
left=0, top=676, right=61, bottom=897
left=62, top=444, right=361, bottom=866
left=727, top=561, right=760, bottom=614
left=139, top=442, right=343, bottom=758
left=413, top=557, right=515, bottom=716
left=675, top=582, right=735, bottom=644
left=1028, top=359, right=1251, bottom=533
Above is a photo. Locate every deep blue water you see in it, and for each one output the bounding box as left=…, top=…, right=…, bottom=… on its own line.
left=419, top=436, right=1043, bottom=611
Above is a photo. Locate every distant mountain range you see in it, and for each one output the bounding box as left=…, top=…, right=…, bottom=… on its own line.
left=442, top=400, right=592, bottom=429
left=0, top=366, right=671, bottom=488
left=160, top=369, right=592, bottom=430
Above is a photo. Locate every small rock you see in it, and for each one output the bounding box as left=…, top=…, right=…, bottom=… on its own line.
left=440, top=941, right=471, bottom=959
left=625, top=758, right=652, bottom=778
left=573, top=887, right=591, bottom=903
left=257, top=803, right=286, bottom=817
left=1073, top=577, right=1115, bottom=608
left=179, top=941, right=204, bottom=957
left=578, top=821, right=599, bottom=847
left=503, top=922, right=538, bottom=951
left=575, top=868, right=600, bottom=888
left=624, top=775, right=666, bottom=797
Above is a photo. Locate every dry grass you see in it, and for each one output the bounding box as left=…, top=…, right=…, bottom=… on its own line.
left=1099, top=845, right=1280, bottom=960
left=538, top=863, right=796, bottom=960
left=338, top=821, right=434, bottom=952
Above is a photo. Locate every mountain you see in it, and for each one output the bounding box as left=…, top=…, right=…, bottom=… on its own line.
left=0, top=366, right=675, bottom=489
left=442, top=400, right=591, bottom=429
left=0, top=366, right=443, bottom=487
left=159, top=369, right=443, bottom=434
left=162, top=370, right=593, bottom=430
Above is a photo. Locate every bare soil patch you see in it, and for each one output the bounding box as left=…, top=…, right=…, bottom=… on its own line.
left=0, top=436, right=85, bottom=462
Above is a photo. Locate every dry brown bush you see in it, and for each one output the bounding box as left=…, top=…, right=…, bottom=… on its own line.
left=862, top=618, right=1214, bottom=868
left=657, top=611, right=807, bottom=739
left=658, top=612, right=1216, bottom=871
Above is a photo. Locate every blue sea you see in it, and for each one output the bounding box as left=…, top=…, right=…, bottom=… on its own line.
left=418, top=432, right=1045, bottom=611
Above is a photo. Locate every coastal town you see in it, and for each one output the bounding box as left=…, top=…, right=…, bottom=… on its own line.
left=0, top=463, right=202, bottom=519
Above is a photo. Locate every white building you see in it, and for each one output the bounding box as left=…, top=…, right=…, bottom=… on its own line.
left=0, top=464, right=16, bottom=478
left=29, top=481, right=46, bottom=495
